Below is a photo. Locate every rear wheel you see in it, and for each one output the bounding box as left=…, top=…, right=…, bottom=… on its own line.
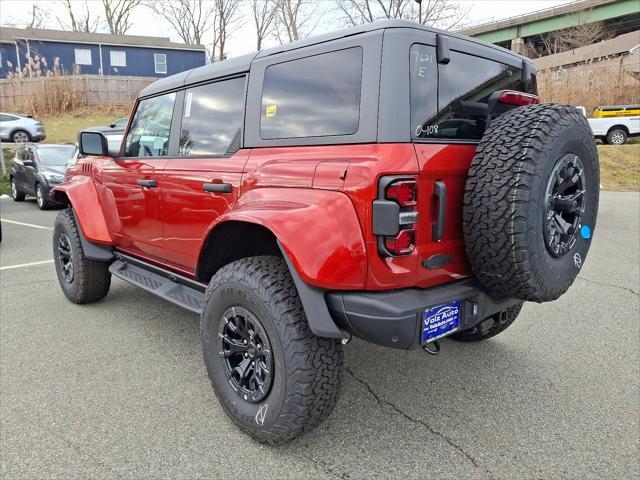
left=53, top=209, right=111, bottom=304
left=606, top=128, right=627, bottom=145
left=450, top=304, right=523, bottom=342
left=200, top=256, right=343, bottom=445
left=10, top=178, right=25, bottom=201
left=11, top=130, right=31, bottom=143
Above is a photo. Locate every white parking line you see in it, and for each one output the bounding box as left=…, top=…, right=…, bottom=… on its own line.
left=0, top=219, right=53, bottom=231
left=0, top=260, right=54, bottom=271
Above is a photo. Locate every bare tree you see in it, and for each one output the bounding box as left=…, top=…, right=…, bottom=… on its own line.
left=102, top=0, right=142, bottom=35
left=145, top=0, right=215, bottom=45
left=212, top=0, right=242, bottom=61
left=271, top=0, right=321, bottom=43
left=335, top=0, right=465, bottom=29
left=536, top=16, right=614, bottom=57
left=27, top=5, right=50, bottom=29
left=251, top=0, right=277, bottom=50
left=57, top=0, right=102, bottom=33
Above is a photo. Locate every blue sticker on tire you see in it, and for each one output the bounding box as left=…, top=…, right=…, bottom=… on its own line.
left=423, top=300, right=461, bottom=343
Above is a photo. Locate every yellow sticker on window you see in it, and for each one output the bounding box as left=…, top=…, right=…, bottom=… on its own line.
left=266, top=104, right=277, bottom=118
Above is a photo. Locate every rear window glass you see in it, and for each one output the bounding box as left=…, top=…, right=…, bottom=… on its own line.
left=179, top=76, right=245, bottom=156
left=260, top=47, right=363, bottom=139
left=411, top=45, right=532, bottom=141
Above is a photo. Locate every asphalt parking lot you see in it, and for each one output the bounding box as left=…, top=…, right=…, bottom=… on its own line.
left=1, top=192, right=638, bottom=480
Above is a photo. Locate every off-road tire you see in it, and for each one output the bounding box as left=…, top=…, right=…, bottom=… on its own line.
left=36, top=184, right=51, bottom=210
left=53, top=209, right=111, bottom=303
left=606, top=128, right=627, bottom=145
left=10, top=177, right=25, bottom=201
left=450, top=304, right=523, bottom=342
left=200, top=256, right=343, bottom=445
left=464, top=104, right=599, bottom=303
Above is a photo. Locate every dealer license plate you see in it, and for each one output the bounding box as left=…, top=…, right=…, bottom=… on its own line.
left=422, top=300, right=461, bottom=343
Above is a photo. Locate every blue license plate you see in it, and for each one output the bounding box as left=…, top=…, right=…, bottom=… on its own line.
left=422, top=300, right=461, bottom=343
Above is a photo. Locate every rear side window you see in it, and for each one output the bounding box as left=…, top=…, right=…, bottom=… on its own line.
left=260, top=47, right=363, bottom=139
left=411, top=46, right=530, bottom=141
left=179, top=77, right=245, bottom=156
left=124, top=92, right=175, bottom=157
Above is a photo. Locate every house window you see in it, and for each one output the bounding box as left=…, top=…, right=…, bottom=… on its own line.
left=110, top=50, right=126, bottom=67
left=154, top=53, right=167, bottom=74
left=74, top=48, right=92, bottom=65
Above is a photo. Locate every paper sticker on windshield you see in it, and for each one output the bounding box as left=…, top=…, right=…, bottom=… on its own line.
left=266, top=104, right=277, bottom=118
left=184, top=92, right=193, bottom=118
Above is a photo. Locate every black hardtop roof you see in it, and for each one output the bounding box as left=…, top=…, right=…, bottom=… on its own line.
left=139, top=19, right=529, bottom=98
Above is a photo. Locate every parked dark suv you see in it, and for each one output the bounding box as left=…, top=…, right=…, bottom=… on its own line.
left=10, top=143, right=77, bottom=209
left=51, top=20, right=599, bottom=444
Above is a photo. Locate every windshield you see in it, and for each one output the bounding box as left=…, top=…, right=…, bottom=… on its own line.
left=38, top=146, right=76, bottom=166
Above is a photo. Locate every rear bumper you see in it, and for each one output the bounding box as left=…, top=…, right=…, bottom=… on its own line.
left=326, top=279, right=520, bottom=349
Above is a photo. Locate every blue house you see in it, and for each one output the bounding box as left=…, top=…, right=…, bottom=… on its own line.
left=0, top=27, right=206, bottom=79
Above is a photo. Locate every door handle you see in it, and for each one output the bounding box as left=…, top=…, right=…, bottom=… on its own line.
left=137, top=179, right=157, bottom=188
left=203, top=183, right=232, bottom=193
left=432, top=181, right=447, bottom=241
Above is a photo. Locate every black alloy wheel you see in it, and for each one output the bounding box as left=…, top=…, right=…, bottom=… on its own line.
left=218, top=306, right=273, bottom=403
left=57, top=232, right=74, bottom=283
left=543, top=153, right=586, bottom=258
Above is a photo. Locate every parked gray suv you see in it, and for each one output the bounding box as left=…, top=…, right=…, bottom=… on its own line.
left=0, top=113, right=46, bottom=143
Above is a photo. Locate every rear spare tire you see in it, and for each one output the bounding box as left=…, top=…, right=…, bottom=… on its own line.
left=463, top=104, right=599, bottom=302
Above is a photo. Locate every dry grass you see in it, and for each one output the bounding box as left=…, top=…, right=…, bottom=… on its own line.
left=537, top=61, right=638, bottom=115
left=598, top=143, right=640, bottom=192
left=40, top=106, right=130, bottom=143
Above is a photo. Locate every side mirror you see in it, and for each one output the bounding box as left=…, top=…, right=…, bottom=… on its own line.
left=79, top=131, right=109, bottom=156
left=23, top=159, right=35, bottom=167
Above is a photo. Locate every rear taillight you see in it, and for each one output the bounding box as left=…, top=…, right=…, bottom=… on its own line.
left=373, top=177, right=419, bottom=257
left=385, top=180, right=417, bottom=207
left=499, top=91, right=540, bottom=106
left=384, top=229, right=416, bottom=256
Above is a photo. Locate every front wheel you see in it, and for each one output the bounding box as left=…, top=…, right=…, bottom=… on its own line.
left=53, top=209, right=111, bottom=304
left=200, top=256, right=343, bottom=445
left=36, top=184, right=51, bottom=210
left=10, top=178, right=25, bottom=201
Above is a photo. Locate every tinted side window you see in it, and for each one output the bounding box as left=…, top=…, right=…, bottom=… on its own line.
left=124, top=92, right=176, bottom=157
left=261, top=47, right=363, bottom=139
left=434, top=51, right=523, bottom=140
left=409, top=44, right=438, bottom=138
left=179, top=77, right=245, bottom=156
left=411, top=47, right=527, bottom=141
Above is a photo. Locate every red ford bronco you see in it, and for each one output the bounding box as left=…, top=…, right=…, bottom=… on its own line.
left=51, top=20, right=599, bottom=444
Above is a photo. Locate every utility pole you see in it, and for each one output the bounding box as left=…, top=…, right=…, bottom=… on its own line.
left=415, top=0, right=422, bottom=24
left=0, top=138, right=5, bottom=177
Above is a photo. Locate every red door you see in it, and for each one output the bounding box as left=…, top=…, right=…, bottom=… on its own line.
left=160, top=152, right=250, bottom=273
left=100, top=157, right=168, bottom=261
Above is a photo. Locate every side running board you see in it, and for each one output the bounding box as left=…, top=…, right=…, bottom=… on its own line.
left=109, top=253, right=206, bottom=314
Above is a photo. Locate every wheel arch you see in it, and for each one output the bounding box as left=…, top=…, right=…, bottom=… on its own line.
left=196, top=219, right=347, bottom=339
left=607, top=124, right=629, bottom=135
left=51, top=176, right=113, bottom=244
left=9, top=128, right=30, bottom=140
left=195, top=221, right=281, bottom=284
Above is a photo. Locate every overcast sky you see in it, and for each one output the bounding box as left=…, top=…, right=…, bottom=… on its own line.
left=0, top=0, right=570, bottom=57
